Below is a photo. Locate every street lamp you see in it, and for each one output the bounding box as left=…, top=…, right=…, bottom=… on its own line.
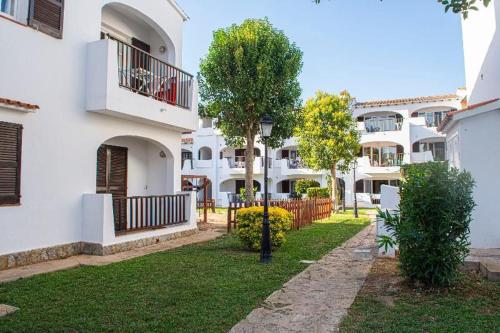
left=260, top=114, right=273, bottom=263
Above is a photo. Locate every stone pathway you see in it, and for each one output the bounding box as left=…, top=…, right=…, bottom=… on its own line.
left=230, top=222, right=377, bottom=333
left=465, top=248, right=500, bottom=281
left=0, top=229, right=224, bottom=284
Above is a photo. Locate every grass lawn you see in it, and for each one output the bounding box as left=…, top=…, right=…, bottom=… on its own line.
left=0, top=211, right=370, bottom=333
left=340, top=258, right=500, bottom=333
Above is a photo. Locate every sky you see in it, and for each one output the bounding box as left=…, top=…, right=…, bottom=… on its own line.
left=177, top=0, right=466, bottom=102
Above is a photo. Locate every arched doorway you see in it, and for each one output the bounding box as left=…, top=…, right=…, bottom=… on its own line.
left=198, top=146, right=213, bottom=160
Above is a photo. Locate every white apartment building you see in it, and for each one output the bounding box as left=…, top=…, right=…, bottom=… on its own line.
left=348, top=92, right=465, bottom=207
left=0, top=0, right=199, bottom=270
left=181, top=121, right=329, bottom=207
left=182, top=92, right=463, bottom=208
left=437, top=0, right=500, bottom=249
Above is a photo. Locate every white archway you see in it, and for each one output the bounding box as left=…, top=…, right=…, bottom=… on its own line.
left=101, top=2, right=176, bottom=64
left=98, top=135, right=174, bottom=196
left=198, top=146, right=213, bottom=160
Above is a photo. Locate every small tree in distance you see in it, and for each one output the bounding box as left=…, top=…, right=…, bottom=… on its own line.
left=296, top=91, right=360, bottom=211
left=198, top=18, right=303, bottom=203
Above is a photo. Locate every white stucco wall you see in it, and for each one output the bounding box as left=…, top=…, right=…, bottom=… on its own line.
left=0, top=0, right=196, bottom=256
left=453, top=109, right=500, bottom=248
left=462, top=0, right=500, bottom=104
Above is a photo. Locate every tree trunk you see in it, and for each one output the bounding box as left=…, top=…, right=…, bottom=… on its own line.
left=331, top=165, right=337, bottom=212
left=245, top=129, right=256, bottom=204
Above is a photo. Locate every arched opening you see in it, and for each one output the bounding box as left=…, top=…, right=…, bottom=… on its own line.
left=181, top=149, right=193, bottom=169
left=219, top=179, right=262, bottom=202
left=361, top=143, right=404, bottom=167
left=412, top=138, right=446, bottom=161
left=357, top=111, right=404, bottom=132
left=201, top=118, right=213, bottom=129
left=411, top=106, right=457, bottom=128
left=220, top=147, right=261, bottom=167
left=96, top=136, right=174, bottom=197
left=276, top=179, right=299, bottom=196
left=198, top=147, right=212, bottom=160
left=101, top=2, right=176, bottom=64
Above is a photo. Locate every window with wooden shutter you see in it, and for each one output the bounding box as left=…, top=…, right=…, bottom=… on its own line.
left=28, top=0, right=64, bottom=39
left=0, top=122, right=23, bottom=206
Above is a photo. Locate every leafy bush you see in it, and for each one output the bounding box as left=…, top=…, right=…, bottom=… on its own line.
left=239, top=186, right=258, bottom=202
left=235, top=206, right=293, bottom=251
left=306, top=187, right=330, bottom=199
left=295, top=179, right=320, bottom=195
left=378, top=162, right=475, bottom=287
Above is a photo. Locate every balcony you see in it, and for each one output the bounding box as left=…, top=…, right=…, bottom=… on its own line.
left=362, top=118, right=403, bottom=133
left=222, top=157, right=271, bottom=176
left=366, top=153, right=404, bottom=167
left=279, top=159, right=324, bottom=176
left=86, top=39, right=198, bottom=132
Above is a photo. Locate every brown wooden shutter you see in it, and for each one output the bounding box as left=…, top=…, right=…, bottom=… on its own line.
left=0, top=122, right=23, bottom=205
left=29, top=0, right=65, bottom=39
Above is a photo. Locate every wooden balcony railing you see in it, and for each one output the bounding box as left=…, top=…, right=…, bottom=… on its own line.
left=112, top=194, right=189, bottom=234
left=113, top=38, right=194, bottom=109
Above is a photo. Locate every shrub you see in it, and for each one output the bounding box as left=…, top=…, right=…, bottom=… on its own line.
left=306, top=187, right=330, bottom=199
left=295, top=179, right=320, bottom=195
left=235, top=206, right=293, bottom=251
left=378, top=162, right=475, bottom=287
left=239, top=186, right=258, bottom=202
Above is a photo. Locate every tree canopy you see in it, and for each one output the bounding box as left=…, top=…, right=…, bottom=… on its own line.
left=314, top=0, right=491, bottom=18
left=199, top=18, right=303, bottom=201
left=296, top=91, right=360, bottom=209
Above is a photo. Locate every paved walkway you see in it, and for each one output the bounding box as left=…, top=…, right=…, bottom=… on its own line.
left=230, top=222, right=377, bottom=333
left=0, top=229, right=224, bottom=284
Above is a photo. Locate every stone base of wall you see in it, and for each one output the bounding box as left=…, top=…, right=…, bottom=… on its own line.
left=0, top=229, right=198, bottom=271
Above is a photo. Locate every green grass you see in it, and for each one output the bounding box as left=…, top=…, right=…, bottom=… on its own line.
left=0, top=213, right=370, bottom=333
left=213, top=207, right=228, bottom=214
left=340, top=260, right=500, bottom=333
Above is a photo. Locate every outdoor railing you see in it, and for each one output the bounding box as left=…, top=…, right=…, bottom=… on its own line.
left=364, top=118, right=403, bottom=133
left=287, top=158, right=304, bottom=169
left=367, top=153, right=404, bottom=167
left=113, top=37, right=194, bottom=109
left=112, top=194, right=189, bottom=234
left=228, top=157, right=271, bottom=169
left=227, top=198, right=332, bottom=232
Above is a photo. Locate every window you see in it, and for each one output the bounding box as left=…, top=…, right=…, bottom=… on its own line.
left=28, top=0, right=65, bottom=39
left=0, top=122, right=23, bottom=206
left=1, top=0, right=15, bottom=16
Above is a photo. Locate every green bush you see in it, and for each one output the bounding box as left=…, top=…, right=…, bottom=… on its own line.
left=378, top=162, right=475, bottom=287
left=306, top=187, right=330, bottom=199
left=295, top=179, right=320, bottom=195
left=235, top=206, right=293, bottom=251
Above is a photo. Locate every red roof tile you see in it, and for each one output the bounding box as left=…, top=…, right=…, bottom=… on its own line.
left=0, top=98, right=39, bottom=110
left=437, top=98, right=500, bottom=131
left=355, top=94, right=459, bottom=108
left=181, top=137, right=193, bottom=144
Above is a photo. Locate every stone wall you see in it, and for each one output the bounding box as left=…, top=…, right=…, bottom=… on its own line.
left=0, top=229, right=198, bottom=271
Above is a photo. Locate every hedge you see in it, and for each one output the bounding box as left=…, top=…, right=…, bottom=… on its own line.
left=235, top=206, right=293, bottom=251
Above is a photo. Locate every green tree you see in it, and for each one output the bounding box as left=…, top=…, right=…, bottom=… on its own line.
left=199, top=18, right=303, bottom=203
left=314, top=0, right=491, bottom=18
left=296, top=91, right=360, bottom=210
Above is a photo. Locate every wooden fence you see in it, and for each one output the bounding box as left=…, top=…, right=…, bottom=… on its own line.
left=227, top=198, right=332, bottom=232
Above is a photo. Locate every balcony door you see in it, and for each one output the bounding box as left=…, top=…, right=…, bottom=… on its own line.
left=97, top=145, right=128, bottom=229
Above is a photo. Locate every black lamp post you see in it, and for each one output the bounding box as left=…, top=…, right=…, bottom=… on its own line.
left=260, top=115, right=273, bottom=264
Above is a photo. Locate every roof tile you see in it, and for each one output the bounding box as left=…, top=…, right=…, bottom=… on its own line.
left=0, top=98, right=39, bottom=110
left=355, top=94, right=459, bottom=108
